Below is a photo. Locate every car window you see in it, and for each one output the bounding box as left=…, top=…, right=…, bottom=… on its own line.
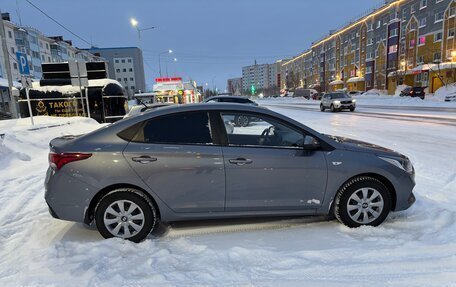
left=133, top=111, right=213, bottom=145
left=220, top=98, right=252, bottom=104
left=332, top=93, right=349, bottom=99
left=206, top=99, right=218, bottom=103
left=221, top=112, right=305, bottom=148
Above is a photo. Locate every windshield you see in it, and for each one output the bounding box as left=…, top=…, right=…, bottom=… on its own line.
left=332, top=93, right=350, bottom=99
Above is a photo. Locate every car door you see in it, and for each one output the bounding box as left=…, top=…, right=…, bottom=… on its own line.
left=219, top=111, right=328, bottom=211
left=322, top=94, right=330, bottom=107
left=123, top=111, right=225, bottom=213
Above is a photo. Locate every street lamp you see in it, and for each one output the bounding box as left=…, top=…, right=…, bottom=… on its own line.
left=130, top=18, right=156, bottom=40
left=158, top=49, right=173, bottom=77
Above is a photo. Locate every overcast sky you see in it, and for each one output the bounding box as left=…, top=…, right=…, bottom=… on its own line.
left=3, top=0, right=381, bottom=90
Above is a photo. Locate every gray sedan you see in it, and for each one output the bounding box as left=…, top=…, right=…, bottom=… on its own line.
left=45, top=104, right=416, bottom=242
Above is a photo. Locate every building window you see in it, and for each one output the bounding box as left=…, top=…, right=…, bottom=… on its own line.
left=417, top=55, right=424, bottom=64
left=449, top=27, right=455, bottom=38
left=116, top=69, right=120, bottom=73
left=418, top=36, right=426, bottom=46
left=410, top=39, right=416, bottom=48
left=419, top=0, right=427, bottom=9
left=434, top=52, right=441, bottom=62
left=129, top=68, right=133, bottom=72
left=121, top=59, right=125, bottom=63
left=13, top=63, right=18, bottom=70
left=124, top=78, right=127, bottom=82
left=48, top=56, right=51, bottom=62
left=390, top=28, right=398, bottom=37
left=434, top=31, right=443, bottom=42
left=128, top=59, right=132, bottom=63
left=130, top=77, right=134, bottom=81
left=115, top=59, right=119, bottom=63
left=411, top=4, right=416, bottom=14
left=123, top=68, right=126, bottom=72
left=117, top=78, right=121, bottom=82
left=389, top=45, right=398, bottom=54
left=366, top=66, right=373, bottom=74
left=8, top=30, right=12, bottom=38
left=449, top=6, right=456, bottom=18
left=377, top=20, right=381, bottom=28
left=10, top=47, right=14, bottom=54
left=419, top=18, right=427, bottom=28
left=131, top=86, right=135, bottom=90
left=435, top=11, right=444, bottom=23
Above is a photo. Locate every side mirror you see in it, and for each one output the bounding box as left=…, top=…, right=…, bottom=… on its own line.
left=302, top=135, right=321, bottom=150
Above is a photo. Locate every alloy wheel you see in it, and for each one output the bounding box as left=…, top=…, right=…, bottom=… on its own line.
left=346, top=188, right=384, bottom=224
left=103, top=200, right=145, bottom=238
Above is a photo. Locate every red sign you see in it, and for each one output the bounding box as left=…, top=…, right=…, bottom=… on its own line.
left=155, top=77, right=182, bottom=82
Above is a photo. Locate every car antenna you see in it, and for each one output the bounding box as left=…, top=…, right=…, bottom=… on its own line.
left=135, top=97, right=148, bottom=109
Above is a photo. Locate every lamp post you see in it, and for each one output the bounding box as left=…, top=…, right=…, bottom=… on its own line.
left=158, top=49, right=173, bottom=77
left=165, top=57, right=177, bottom=77
left=130, top=18, right=155, bottom=40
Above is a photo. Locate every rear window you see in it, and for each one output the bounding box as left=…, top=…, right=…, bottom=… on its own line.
left=133, top=111, right=213, bottom=145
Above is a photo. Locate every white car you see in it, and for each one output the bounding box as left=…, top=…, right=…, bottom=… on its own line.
left=444, top=92, right=456, bottom=102
left=320, top=92, right=356, bottom=112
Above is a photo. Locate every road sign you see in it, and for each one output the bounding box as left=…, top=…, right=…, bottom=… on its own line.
left=15, top=52, right=30, bottom=75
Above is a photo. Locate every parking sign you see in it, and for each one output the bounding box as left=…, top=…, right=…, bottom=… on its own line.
left=16, top=52, right=30, bottom=75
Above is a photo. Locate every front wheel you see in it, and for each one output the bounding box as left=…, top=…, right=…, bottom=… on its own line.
left=330, top=104, right=337, bottom=112
left=95, top=189, right=158, bottom=242
left=334, top=176, right=391, bottom=228
left=320, top=104, right=325, bottom=112
left=349, top=107, right=355, bottom=112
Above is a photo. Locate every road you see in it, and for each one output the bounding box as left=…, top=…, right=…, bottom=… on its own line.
left=263, top=102, right=456, bottom=127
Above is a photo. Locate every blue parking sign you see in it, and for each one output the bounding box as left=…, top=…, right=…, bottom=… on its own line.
left=16, top=52, right=30, bottom=75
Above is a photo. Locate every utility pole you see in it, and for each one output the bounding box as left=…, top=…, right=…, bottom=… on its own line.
left=0, top=11, right=18, bottom=118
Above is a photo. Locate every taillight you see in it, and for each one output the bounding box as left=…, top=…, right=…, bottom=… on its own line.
left=49, top=152, right=92, bottom=170
left=409, top=91, right=413, bottom=94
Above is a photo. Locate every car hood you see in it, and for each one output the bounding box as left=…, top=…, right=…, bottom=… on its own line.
left=325, top=134, right=404, bottom=157
left=331, top=98, right=353, bottom=101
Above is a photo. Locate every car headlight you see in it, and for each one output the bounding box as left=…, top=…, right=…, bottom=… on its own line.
left=352, top=99, right=356, bottom=103
left=378, top=156, right=413, bottom=173
left=334, top=100, right=341, bottom=104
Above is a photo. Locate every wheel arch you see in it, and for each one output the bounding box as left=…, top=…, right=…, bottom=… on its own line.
left=84, top=183, right=161, bottom=225
left=330, top=172, right=397, bottom=215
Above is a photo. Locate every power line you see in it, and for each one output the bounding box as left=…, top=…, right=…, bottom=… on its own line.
left=24, top=0, right=92, bottom=46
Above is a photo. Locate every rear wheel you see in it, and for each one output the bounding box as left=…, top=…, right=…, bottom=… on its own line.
left=334, top=176, right=391, bottom=228
left=235, top=115, right=250, bottom=127
left=320, top=104, right=325, bottom=112
left=95, top=188, right=158, bottom=242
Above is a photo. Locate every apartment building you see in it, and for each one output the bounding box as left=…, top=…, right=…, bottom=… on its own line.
left=227, top=77, right=243, bottom=96
left=0, top=13, right=101, bottom=82
left=280, top=0, right=456, bottom=94
left=86, top=47, right=146, bottom=96
left=241, top=61, right=280, bottom=93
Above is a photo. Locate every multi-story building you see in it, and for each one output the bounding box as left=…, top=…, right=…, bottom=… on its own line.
left=86, top=47, right=146, bottom=97
left=227, top=77, right=242, bottom=96
left=280, top=0, right=456, bottom=95
left=242, top=61, right=281, bottom=93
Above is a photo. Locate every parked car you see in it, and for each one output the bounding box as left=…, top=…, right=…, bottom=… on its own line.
left=347, top=91, right=364, bottom=97
left=363, top=90, right=381, bottom=97
left=313, top=92, right=325, bottom=100
left=399, top=86, right=426, bottom=99
left=124, top=103, right=174, bottom=118
left=204, top=96, right=258, bottom=127
left=45, top=104, right=416, bottom=242
left=444, top=92, right=456, bottom=102
left=320, top=92, right=356, bottom=112
left=294, top=88, right=318, bottom=99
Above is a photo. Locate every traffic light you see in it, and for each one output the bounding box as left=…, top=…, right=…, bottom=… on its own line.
left=251, top=85, right=256, bottom=95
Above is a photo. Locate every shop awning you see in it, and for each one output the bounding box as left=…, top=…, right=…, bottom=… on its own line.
left=329, top=80, right=344, bottom=85
left=346, top=77, right=365, bottom=83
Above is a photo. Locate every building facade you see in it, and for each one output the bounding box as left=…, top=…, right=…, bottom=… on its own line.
left=86, top=47, right=146, bottom=96
left=280, top=0, right=456, bottom=94
left=227, top=77, right=243, bottom=96
left=241, top=61, right=281, bottom=94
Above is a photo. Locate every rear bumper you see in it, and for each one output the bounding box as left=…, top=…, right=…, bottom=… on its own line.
left=45, top=167, right=98, bottom=223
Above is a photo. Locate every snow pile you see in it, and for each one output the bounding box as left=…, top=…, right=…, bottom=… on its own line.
left=434, top=83, right=456, bottom=101
left=0, top=112, right=455, bottom=286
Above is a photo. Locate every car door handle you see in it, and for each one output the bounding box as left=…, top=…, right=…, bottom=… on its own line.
left=132, top=156, right=157, bottom=164
left=229, top=158, right=253, bottom=165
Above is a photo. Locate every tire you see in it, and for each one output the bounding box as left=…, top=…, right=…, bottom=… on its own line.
left=236, top=115, right=250, bottom=127
left=320, top=104, right=325, bottom=112
left=330, top=104, right=336, bottom=112
left=95, top=188, right=158, bottom=242
left=334, top=176, right=391, bottom=228
left=349, top=107, right=355, bottom=112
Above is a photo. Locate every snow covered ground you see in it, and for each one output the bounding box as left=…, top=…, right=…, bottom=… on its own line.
left=0, top=110, right=455, bottom=286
